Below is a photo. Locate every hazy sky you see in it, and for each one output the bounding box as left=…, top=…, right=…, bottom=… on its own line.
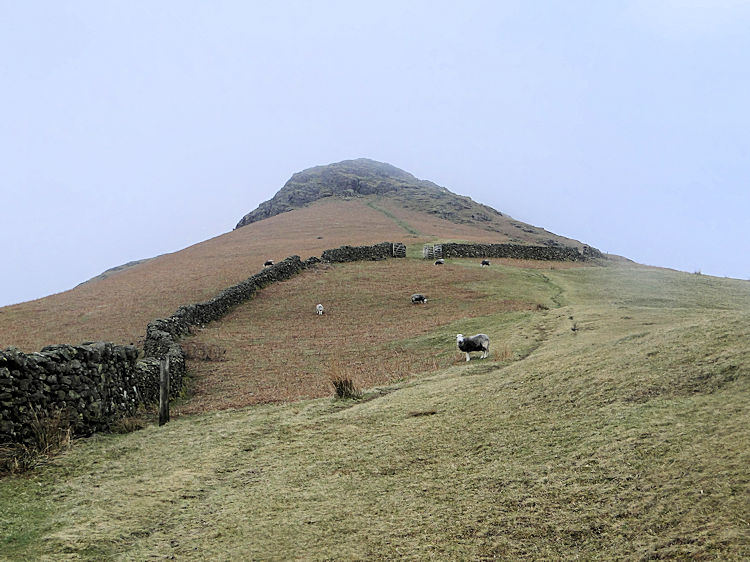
left=2, top=1, right=749, bottom=307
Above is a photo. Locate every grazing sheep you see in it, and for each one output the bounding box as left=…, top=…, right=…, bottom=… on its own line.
left=316, top=303, right=325, bottom=315
left=435, top=259, right=445, bottom=265
left=264, top=260, right=274, bottom=267
left=411, top=293, right=427, bottom=304
left=457, top=333, right=490, bottom=361
left=481, top=260, right=490, bottom=267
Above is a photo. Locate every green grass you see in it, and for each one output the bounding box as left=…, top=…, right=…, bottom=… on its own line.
left=1, top=262, right=749, bottom=560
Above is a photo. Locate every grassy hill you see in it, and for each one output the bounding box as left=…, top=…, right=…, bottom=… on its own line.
left=234, top=158, right=570, bottom=242
left=2, top=258, right=748, bottom=559
left=0, top=195, right=585, bottom=353
left=1, top=160, right=747, bottom=558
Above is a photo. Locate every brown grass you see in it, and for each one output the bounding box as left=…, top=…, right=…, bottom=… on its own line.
left=0, top=409, right=72, bottom=474
left=373, top=198, right=585, bottom=248
left=493, top=343, right=513, bottom=361
left=0, top=198, right=560, bottom=352
left=177, top=259, right=541, bottom=414
left=328, top=359, right=362, bottom=399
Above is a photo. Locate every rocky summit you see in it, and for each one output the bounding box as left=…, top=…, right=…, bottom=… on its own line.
left=234, top=158, right=503, bottom=230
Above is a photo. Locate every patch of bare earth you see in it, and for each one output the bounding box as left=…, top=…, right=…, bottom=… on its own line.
left=178, top=260, right=537, bottom=414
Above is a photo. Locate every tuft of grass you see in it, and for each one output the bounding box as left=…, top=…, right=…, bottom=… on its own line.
left=328, top=360, right=362, bottom=399
left=0, top=409, right=72, bottom=475
left=110, top=413, right=149, bottom=435
left=0, top=445, right=32, bottom=474
left=330, top=376, right=361, bottom=400
left=493, top=344, right=513, bottom=361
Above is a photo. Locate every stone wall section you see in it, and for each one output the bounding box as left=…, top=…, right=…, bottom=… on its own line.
left=140, top=254, right=309, bottom=401
left=143, top=255, right=307, bottom=358
left=321, top=242, right=397, bottom=263
left=0, top=343, right=143, bottom=443
left=441, top=243, right=603, bottom=261
left=1, top=243, right=395, bottom=444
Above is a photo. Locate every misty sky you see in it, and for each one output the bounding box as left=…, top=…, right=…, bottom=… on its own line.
left=2, top=1, right=749, bottom=307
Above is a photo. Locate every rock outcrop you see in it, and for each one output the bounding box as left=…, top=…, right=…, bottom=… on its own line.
left=235, top=158, right=500, bottom=229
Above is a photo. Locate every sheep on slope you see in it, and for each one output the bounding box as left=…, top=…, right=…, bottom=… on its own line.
left=411, top=293, right=428, bottom=304
left=316, top=304, right=325, bottom=315
left=456, top=333, right=490, bottom=361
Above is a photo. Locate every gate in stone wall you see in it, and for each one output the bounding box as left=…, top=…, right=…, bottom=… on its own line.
left=423, top=244, right=443, bottom=259
left=392, top=243, right=406, bottom=258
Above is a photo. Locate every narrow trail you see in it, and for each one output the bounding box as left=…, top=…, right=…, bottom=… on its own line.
left=513, top=272, right=569, bottom=362
left=534, top=271, right=566, bottom=308
left=366, top=199, right=421, bottom=235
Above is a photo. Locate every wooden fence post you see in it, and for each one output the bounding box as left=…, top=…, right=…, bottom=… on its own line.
left=159, top=356, right=170, bottom=426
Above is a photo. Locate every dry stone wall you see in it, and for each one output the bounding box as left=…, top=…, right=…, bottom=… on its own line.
left=143, top=255, right=307, bottom=358
left=141, top=254, right=309, bottom=400
left=142, top=244, right=395, bottom=361
left=441, top=243, right=603, bottom=261
left=321, top=242, right=397, bottom=263
left=0, top=343, right=144, bottom=442
left=0, top=243, right=397, bottom=445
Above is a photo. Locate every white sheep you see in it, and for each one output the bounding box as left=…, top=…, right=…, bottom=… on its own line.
left=411, top=293, right=427, bottom=304
left=316, top=303, right=325, bottom=315
left=481, top=260, right=490, bottom=267
left=456, top=333, right=490, bottom=361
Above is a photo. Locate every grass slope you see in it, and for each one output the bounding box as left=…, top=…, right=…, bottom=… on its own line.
left=1, top=261, right=748, bottom=560
left=179, top=258, right=563, bottom=413
left=0, top=198, right=535, bottom=352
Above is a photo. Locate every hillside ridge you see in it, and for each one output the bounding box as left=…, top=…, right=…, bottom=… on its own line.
left=89, top=159, right=592, bottom=292
left=235, top=158, right=590, bottom=250
left=234, top=158, right=516, bottom=230
left=235, top=158, right=445, bottom=228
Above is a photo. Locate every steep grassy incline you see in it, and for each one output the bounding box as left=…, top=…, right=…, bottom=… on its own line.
left=0, top=198, right=533, bottom=352
left=1, top=262, right=748, bottom=559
